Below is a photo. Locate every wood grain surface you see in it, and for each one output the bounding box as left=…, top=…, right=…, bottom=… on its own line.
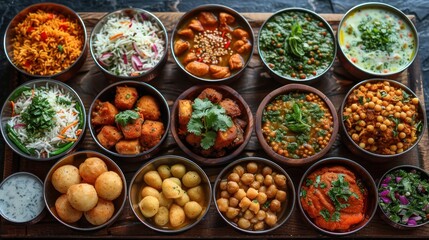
left=1, top=12, right=428, bottom=238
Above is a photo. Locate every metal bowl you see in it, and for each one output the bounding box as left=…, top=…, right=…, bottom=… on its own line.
left=89, top=8, right=168, bottom=82
left=170, top=4, right=254, bottom=84
left=336, top=2, right=419, bottom=80
left=3, top=3, right=88, bottom=82
left=0, top=172, right=46, bottom=224
left=339, top=79, right=427, bottom=162
left=0, top=79, right=86, bottom=161
left=129, top=155, right=212, bottom=233
left=258, top=7, right=336, bottom=85
left=255, top=83, right=339, bottom=167
left=377, top=165, right=429, bottom=229
left=213, top=157, right=296, bottom=233
left=297, top=157, right=378, bottom=235
left=44, top=150, right=127, bottom=231
left=88, top=80, right=170, bottom=162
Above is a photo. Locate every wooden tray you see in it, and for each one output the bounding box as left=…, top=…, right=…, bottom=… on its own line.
left=1, top=12, right=428, bottom=238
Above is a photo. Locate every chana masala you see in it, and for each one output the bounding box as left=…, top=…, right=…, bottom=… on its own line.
left=173, top=11, right=252, bottom=80
left=343, top=81, right=423, bottom=155
left=261, top=92, right=334, bottom=159
left=216, top=161, right=288, bottom=231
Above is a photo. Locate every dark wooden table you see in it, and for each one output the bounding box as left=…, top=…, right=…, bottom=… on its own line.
left=1, top=12, right=428, bottom=238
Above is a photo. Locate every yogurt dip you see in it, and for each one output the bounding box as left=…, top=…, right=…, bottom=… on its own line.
left=0, top=172, right=45, bottom=223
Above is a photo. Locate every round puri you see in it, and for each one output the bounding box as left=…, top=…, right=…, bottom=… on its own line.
left=95, top=171, right=123, bottom=201
left=55, top=194, right=83, bottom=223
left=84, top=198, right=115, bottom=226
left=67, top=183, right=98, bottom=211
left=52, top=164, right=81, bottom=193
left=79, top=157, right=108, bottom=184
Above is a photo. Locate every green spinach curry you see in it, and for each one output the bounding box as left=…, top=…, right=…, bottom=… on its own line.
left=259, top=10, right=335, bottom=80
left=262, top=92, right=333, bottom=159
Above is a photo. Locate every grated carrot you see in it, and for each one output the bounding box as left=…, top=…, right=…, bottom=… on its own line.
left=109, top=33, right=124, bottom=41
left=60, top=120, right=79, bottom=135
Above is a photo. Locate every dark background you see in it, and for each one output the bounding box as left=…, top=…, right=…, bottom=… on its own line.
left=0, top=0, right=428, bottom=160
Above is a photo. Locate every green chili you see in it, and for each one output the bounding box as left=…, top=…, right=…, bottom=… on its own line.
left=7, top=132, right=30, bottom=155
left=49, top=141, right=74, bottom=156
left=75, top=103, right=85, bottom=128
left=10, top=86, right=31, bottom=101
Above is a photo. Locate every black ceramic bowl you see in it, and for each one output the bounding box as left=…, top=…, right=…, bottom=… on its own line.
left=0, top=79, right=86, bottom=161
left=297, top=157, right=378, bottom=235
left=90, top=8, right=168, bottom=82
left=377, top=165, right=429, bottom=229
left=258, top=7, right=336, bottom=85
left=339, top=79, right=427, bottom=162
left=170, top=4, right=254, bottom=83
left=4, top=3, right=88, bottom=82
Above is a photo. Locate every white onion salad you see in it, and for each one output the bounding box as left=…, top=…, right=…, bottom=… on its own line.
left=6, top=83, right=83, bottom=158
left=92, top=12, right=166, bottom=76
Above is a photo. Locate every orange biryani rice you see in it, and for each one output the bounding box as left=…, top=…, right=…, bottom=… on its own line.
left=12, top=10, right=84, bottom=76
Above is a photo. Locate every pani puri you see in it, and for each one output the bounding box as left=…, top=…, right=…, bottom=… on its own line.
left=67, top=183, right=98, bottom=212
left=95, top=171, right=123, bottom=201
left=55, top=194, right=83, bottom=223
left=79, top=157, right=108, bottom=184
left=84, top=198, right=115, bottom=226
left=52, top=164, right=81, bottom=193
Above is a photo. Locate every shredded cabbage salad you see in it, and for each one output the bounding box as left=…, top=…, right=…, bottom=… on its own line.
left=92, top=12, right=165, bottom=76
left=7, top=83, right=82, bottom=158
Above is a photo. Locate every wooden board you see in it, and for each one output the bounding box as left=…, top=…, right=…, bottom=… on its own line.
left=1, top=12, right=428, bottom=238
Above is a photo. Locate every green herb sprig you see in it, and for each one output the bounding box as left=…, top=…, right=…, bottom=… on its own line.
left=187, top=98, right=233, bottom=150
left=115, top=110, right=140, bottom=126
left=21, top=95, right=55, bottom=134
left=286, top=22, right=305, bottom=58
left=285, top=102, right=310, bottom=133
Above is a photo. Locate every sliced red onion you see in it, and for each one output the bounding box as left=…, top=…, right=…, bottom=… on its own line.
left=131, top=55, right=143, bottom=71
left=407, top=219, right=417, bottom=226
left=140, top=13, right=148, bottom=20
left=410, top=215, right=422, bottom=221
left=129, top=17, right=133, bottom=28
left=399, top=195, right=409, bottom=205
left=133, top=42, right=145, bottom=57
left=396, top=177, right=402, bottom=183
left=382, top=176, right=392, bottom=184
left=152, top=44, right=158, bottom=58
left=380, top=196, right=391, bottom=204
left=379, top=189, right=390, bottom=197
left=395, top=192, right=400, bottom=199
left=123, top=53, right=128, bottom=64
left=13, top=123, right=26, bottom=129
left=99, top=52, right=113, bottom=61
left=381, top=183, right=388, bottom=188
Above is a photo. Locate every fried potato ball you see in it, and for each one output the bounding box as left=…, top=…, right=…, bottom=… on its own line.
left=79, top=157, right=108, bottom=184
left=84, top=198, right=115, bottom=226
left=67, top=183, right=98, bottom=212
left=55, top=194, right=83, bottom=223
left=52, top=164, right=81, bottom=193
left=95, top=171, right=123, bottom=201
left=139, top=195, right=160, bottom=218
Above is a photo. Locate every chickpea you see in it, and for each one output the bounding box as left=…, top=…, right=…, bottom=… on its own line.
left=265, top=211, right=278, bottom=227
left=397, top=123, right=405, bottom=131
left=228, top=172, right=240, bottom=183
left=276, top=190, right=287, bottom=202
left=264, top=175, right=274, bottom=186
left=237, top=218, right=251, bottom=229
left=273, top=174, right=287, bottom=188
left=266, top=185, right=278, bottom=199
left=246, top=187, right=259, bottom=200
left=270, top=199, right=282, bottom=212
left=255, top=174, right=264, bottom=183
left=229, top=197, right=239, bottom=208
left=217, top=198, right=229, bottom=212
left=246, top=162, right=258, bottom=174
left=234, top=189, right=246, bottom=201
left=241, top=173, right=255, bottom=186
left=262, top=166, right=273, bottom=176
left=233, top=165, right=245, bottom=177
left=377, top=116, right=384, bottom=122
left=352, top=133, right=359, bottom=141
left=219, top=180, right=227, bottom=190
left=256, top=210, right=267, bottom=221
left=243, top=209, right=255, bottom=220
left=220, top=190, right=230, bottom=198
left=259, top=185, right=267, bottom=193
left=380, top=124, right=387, bottom=131
left=250, top=180, right=261, bottom=190
left=374, top=105, right=382, bottom=112
left=239, top=197, right=252, bottom=211
left=253, top=221, right=265, bottom=231
left=256, top=192, right=268, bottom=204
left=225, top=207, right=240, bottom=219
left=227, top=181, right=239, bottom=194
left=412, top=97, right=419, bottom=105
left=368, top=101, right=375, bottom=109
left=397, top=142, right=404, bottom=149
left=399, top=132, right=407, bottom=139
left=368, top=138, right=375, bottom=144
left=367, top=125, right=374, bottom=132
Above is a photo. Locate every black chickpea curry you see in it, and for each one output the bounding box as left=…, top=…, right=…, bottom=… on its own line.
left=91, top=86, right=165, bottom=155
left=173, top=11, right=252, bottom=80
left=262, top=92, right=334, bottom=159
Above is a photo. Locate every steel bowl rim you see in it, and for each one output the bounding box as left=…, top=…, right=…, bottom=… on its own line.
left=336, top=2, right=419, bottom=77
left=257, top=7, right=337, bottom=83
left=212, top=156, right=296, bottom=234
left=88, top=80, right=171, bottom=159
left=339, top=78, right=427, bottom=159
left=43, top=150, right=128, bottom=231
left=255, top=83, right=339, bottom=166
left=128, top=154, right=212, bottom=233
left=297, top=156, right=378, bottom=235
left=3, top=2, right=88, bottom=79
left=89, top=7, right=169, bottom=81
left=0, top=78, right=87, bottom=161
left=170, top=4, right=255, bottom=83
